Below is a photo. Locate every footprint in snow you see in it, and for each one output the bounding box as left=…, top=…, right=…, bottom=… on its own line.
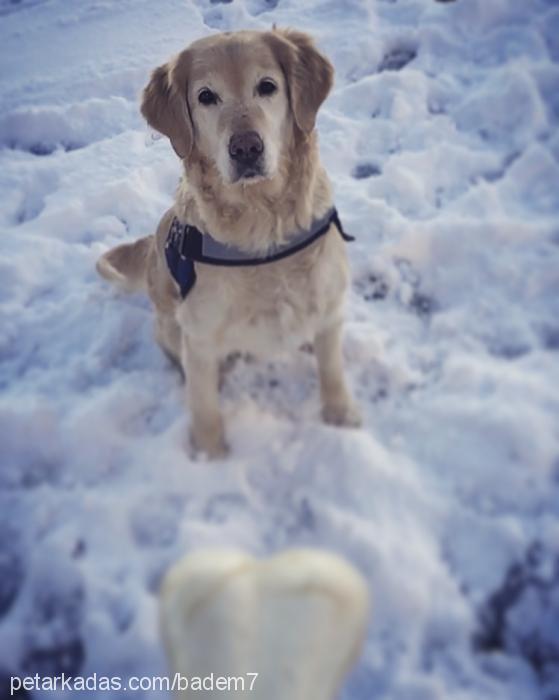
left=21, top=557, right=85, bottom=677
left=0, top=97, right=135, bottom=157
left=359, top=263, right=436, bottom=317
left=1, top=134, right=83, bottom=157
left=355, top=273, right=389, bottom=302
left=352, top=163, right=382, bottom=179
left=408, top=290, right=437, bottom=319
left=202, top=7, right=227, bottom=29
left=396, top=260, right=438, bottom=319
left=246, top=0, right=279, bottom=15
left=379, top=45, right=417, bottom=72
left=474, top=541, right=559, bottom=680
left=487, top=341, right=531, bottom=361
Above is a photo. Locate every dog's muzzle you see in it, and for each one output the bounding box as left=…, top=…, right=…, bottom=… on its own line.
left=229, top=130, right=264, bottom=180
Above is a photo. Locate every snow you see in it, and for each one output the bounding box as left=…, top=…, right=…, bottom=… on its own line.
left=1, top=0, right=558, bottom=698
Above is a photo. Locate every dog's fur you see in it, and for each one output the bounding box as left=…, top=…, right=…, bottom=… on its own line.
left=97, top=29, right=360, bottom=457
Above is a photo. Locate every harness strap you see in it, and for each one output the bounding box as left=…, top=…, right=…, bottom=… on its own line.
left=165, top=207, right=354, bottom=298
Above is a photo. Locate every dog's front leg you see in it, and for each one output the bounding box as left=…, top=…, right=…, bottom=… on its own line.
left=315, top=323, right=362, bottom=428
left=182, top=337, right=228, bottom=458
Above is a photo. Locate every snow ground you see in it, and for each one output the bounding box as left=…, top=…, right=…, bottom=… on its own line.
left=0, top=0, right=559, bottom=698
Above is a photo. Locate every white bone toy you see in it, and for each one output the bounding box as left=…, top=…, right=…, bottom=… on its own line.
left=160, top=549, right=370, bottom=700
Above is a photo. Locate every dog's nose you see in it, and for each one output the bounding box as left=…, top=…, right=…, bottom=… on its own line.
left=229, top=131, right=264, bottom=164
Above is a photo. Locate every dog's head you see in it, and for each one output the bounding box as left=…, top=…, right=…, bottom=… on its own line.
left=141, top=29, right=333, bottom=185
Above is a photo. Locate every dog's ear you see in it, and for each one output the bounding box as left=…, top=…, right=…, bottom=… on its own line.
left=266, top=29, right=334, bottom=135
left=141, top=52, right=194, bottom=159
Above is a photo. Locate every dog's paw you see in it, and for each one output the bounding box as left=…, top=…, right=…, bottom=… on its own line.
left=189, top=427, right=230, bottom=460
left=322, top=400, right=362, bottom=428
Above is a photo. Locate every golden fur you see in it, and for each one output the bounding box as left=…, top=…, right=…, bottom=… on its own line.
left=97, top=29, right=360, bottom=457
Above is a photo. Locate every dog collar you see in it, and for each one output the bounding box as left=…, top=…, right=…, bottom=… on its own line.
left=165, top=207, right=354, bottom=298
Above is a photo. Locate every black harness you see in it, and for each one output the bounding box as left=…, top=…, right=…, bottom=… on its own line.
left=165, top=207, right=354, bottom=298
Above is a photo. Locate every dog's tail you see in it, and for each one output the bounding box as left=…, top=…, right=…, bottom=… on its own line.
left=96, top=236, right=152, bottom=293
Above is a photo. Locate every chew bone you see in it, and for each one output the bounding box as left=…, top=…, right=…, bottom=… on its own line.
left=159, top=548, right=370, bottom=700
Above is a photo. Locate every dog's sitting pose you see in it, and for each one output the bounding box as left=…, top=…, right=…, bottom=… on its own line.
left=97, top=29, right=361, bottom=457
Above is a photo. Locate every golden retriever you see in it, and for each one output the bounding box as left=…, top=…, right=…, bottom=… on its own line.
left=96, top=29, right=361, bottom=457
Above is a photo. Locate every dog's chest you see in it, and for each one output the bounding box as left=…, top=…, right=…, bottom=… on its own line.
left=178, top=232, right=349, bottom=356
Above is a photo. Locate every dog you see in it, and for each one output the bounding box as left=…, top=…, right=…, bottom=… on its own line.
left=96, top=29, right=361, bottom=458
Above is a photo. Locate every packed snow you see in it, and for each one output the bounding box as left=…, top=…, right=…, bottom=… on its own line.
left=1, top=0, right=559, bottom=698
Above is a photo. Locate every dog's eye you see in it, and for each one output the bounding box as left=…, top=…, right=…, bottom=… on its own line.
left=198, top=88, right=218, bottom=106
left=257, top=79, right=277, bottom=97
